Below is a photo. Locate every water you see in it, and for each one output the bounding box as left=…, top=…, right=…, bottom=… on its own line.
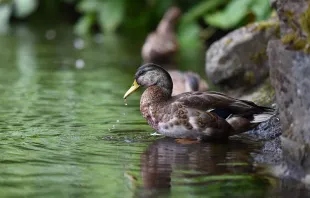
left=0, top=25, right=306, bottom=198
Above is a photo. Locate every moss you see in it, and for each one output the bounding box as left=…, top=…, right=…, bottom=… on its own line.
left=281, top=33, right=296, bottom=44
left=294, top=38, right=308, bottom=50
left=284, top=10, right=298, bottom=31
left=224, top=38, right=233, bottom=46
left=274, top=22, right=281, bottom=38
left=250, top=20, right=279, bottom=32
left=247, top=19, right=280, bottom=38
left=250, top=48, right=268, bottom=64
left=239, top=79, right=275, bottom=106
left=280, top=4, right=310, bottom=53
left=299, top=3, right=310, bottom=53
left=253, top=80, right=275, bottom=106
left=281, top=32, right=307, bottom=50
left=243, top=71, right=256, bottom=85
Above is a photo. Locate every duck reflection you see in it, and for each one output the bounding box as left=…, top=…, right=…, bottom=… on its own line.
left=138, top=138, right=265, bottom=197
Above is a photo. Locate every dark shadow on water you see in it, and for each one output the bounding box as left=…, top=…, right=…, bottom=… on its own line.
left=135, top=137, right=270, bottom=198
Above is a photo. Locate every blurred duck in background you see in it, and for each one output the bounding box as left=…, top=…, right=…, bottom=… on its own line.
left=141, top=7, right=208, bottom=95
left=142, top=6, right=181, bottom=65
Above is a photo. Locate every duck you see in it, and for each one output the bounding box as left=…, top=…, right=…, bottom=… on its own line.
left=124, top=63, right=274, bottom=141
left=168, top=70, right=209, bottom=95
left=141, top=7, right=209, bottom=95
left=141, top=7, right=181, bottom=64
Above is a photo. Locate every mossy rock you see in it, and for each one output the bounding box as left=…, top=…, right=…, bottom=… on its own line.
left=206, top=17, right=279, bottom=89
left=279, top=1, right=310, bottom=53
left=238, top=79, right=275, bottom=106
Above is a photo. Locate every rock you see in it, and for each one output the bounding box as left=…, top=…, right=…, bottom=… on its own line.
left=227, top=79, right=276, bottom=106
left=267, top=0, right=310, bottom=184
left=246, top=112, right=282, bottom=141
left=273, top=0, right=310, bottom=52
left=268, top=40, right=310, bottom=145
left=206, top=18, right=279, bottom=88
left=268, top=40, right=310, bottom=181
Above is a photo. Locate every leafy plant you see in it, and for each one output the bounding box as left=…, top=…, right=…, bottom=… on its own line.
left=0, top=0, right=272, bottom=41
left=0, top=0, right=38, bottom=32
left=177, top=0, right=272, bottom=48
left=203, top=0, right=272, bottom=29
left=74, top=0, right=126, bottom=34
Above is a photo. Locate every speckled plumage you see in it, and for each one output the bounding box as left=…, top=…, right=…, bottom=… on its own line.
left=125, top=63, right=274, bottom=141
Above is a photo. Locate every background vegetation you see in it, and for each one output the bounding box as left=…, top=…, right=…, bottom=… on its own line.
left=0, top=0, right=272, bottom=46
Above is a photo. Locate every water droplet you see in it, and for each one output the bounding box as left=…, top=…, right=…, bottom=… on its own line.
left=116, top=120, right=120, bottom=123
left=124, top=139, right=132, bottom=143
left=150, top=132, right=162, bottom=136
left=124, top=98, right=128, bottom=106
left=75, top=59, right=85, bottom=69
left=45, top=29, right=56, bottom=40
left=74, top=38, right=84, bottom=50
left=112, top=125, right=115, bottom=129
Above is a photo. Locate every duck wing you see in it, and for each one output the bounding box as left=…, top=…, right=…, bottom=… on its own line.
left=173, top=91, right=274, bottom=121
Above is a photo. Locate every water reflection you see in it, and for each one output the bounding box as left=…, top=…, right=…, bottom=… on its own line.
left=137, top=138, right=269, bottom=198
left=1, top=24, right=308, bottom=198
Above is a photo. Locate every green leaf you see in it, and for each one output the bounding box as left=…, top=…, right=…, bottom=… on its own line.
left=98, top=0, right=125, bottom=33
left=77, top=0, right=100, bottom=13
left=182, top=0, right=228, bottom=23
left=0, top=3, right=12, bottom=33
left=74, top=14, right=95, bottom=36
left=178, top=21, right=201, bottom=47
left=0, top=0, right=12, bottom=4
left=251, top=0, right=272, bottom=21
left=13, top=0, right=38, bottom=18
left=204, top=0, right=255, bottom=29
left=153, top=0, right=174, bottom=16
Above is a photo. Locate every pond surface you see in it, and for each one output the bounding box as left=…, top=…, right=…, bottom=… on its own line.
left=0, top=25, right=306, bottom=198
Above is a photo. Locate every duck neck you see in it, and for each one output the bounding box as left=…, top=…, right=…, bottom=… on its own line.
left=157, top=21, right=175, bottom=34
left=140, top=86, right=171, bottom=105
left=157, top=8, right=180, bottom=34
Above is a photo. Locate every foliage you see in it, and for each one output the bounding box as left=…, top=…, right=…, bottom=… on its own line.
left=0, top=0, right=38, bottom=32
left=204, top=0, right=272, bottom=29
left=0, top=0, right=272, bottom=42
left=0, top=3, right=11, bottom=32
left=74, top=0, right=177, bottom=34
left=75, top=0, right=126, bottom=34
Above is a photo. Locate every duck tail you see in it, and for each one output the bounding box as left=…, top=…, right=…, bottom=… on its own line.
left=251, top=106, right=275, bottom=123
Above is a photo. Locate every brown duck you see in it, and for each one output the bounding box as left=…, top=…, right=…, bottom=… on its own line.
left=141, top=7, right=208, bottom=95
left=124, top=63, right=274, bottom=141
left=168, top=70, right=208, bottom=95
left=141, top=7, right=181, bottom=64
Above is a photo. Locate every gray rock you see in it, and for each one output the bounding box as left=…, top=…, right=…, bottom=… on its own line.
left=268, top=40, right=310, bottom=181
left=246, top=113, right=282, bottom=141
left=206, top=18, right=279, bottom=88
left=227, top=79, right=276, bottom=106
left=272, top=0, right=310, bottom=52
left=267, top=0, right=310, bottom=185
left=268, top=40, right=310, bottom=145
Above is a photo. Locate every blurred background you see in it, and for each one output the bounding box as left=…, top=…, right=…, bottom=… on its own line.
left=0, top=0, right=272, bottom=47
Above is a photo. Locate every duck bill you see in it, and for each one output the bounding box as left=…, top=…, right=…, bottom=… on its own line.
left=124, top=80, right=140, bottom=99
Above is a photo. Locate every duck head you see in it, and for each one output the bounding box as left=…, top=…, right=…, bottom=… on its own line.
left=124, top=63, right=173, bottom=99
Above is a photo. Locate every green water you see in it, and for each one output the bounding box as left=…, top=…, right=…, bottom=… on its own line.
left=0, top=25, right=275, bottom=198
